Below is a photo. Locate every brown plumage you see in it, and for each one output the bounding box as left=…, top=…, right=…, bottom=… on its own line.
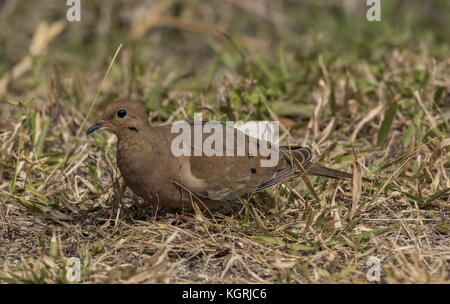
left=87, top=100, right=371, bottom=209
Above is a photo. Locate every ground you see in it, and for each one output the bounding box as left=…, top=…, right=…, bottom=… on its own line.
left=0, top=0, right=449, bottom=283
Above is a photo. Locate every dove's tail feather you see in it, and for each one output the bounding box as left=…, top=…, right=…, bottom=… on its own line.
left=307, top=163, right=373, bottom=183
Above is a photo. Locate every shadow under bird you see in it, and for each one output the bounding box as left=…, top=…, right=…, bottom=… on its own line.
left=87, top=99, right=372, bottom=209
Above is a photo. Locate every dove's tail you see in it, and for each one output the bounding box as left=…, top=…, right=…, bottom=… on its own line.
left=307, top=163, right=373, bottom=183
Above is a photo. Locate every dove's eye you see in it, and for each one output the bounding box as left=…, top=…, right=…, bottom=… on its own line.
left=116, top=109, right=127, bottom=118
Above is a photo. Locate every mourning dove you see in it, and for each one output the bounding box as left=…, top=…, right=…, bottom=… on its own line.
left=87, top=100, right=371, bottom=209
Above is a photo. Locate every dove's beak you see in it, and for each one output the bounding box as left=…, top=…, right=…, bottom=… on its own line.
left=87, top=120, right=110, bottom=135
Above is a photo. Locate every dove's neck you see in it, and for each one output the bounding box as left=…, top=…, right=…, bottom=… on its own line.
left=116, top=128, right=158, bottom=188
left=116, top=126, right=154, bottom=153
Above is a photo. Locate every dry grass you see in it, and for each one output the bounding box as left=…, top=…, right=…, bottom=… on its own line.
left=0, top=0, right=449, bottom=284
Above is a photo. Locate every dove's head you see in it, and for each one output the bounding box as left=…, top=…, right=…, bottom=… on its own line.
left=87, top=99, right=149, bottom=137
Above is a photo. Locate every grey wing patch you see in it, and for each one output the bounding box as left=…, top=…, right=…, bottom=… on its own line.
left=255, top=167, right=295, bottom=191
left=285, top=146, right=313, bottom=166
left=255, top=146, right=313, bottom=191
